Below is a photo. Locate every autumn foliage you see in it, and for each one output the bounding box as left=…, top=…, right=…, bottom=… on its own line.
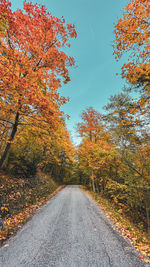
left=77, top=107, right=103, bottom=142
left=113, top=0, right=150, bottom=113
left=0, top=0, right=149, bottom=260
left=77, top=101, right=150, bottom=236
left=0, top=0, right=77, bottom=167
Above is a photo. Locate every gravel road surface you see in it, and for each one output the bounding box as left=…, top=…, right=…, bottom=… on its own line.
left=0, top=185, right=149, bottom=267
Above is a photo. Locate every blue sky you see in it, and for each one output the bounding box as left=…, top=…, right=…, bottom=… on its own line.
left=11, top=0, right=129, bottom=145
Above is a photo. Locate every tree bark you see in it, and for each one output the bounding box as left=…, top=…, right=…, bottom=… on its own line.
left=92, top=179, right=96, bottom=192
left=91, top=169, right=96, bottom=192
left=145, top=193, right=150, bottom=234
left=0, top=111, right=19, bottom=168
left=146, top=206, right=150, bottom=234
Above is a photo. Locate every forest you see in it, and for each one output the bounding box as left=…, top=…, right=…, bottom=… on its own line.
left=0, top=0, right=149, bottom=257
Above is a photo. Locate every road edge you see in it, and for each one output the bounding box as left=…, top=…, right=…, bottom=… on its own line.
left=0, top=185, right=65, bottom=247
left=80, top=186, right=150, bottom=266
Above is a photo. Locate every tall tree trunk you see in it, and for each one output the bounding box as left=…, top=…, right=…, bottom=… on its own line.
left=0, top=112, right=19, bottom=168
left=96, top=180, right=100, bottom=194
left=92, top=179, right=96, bottom=192
left=146, top=206, right=150, bottom=234
left=101, top=177, right=105, bottom=195
left=145, top=193, right=150, bottom=234
left=91, top=169, right=96, bottom=192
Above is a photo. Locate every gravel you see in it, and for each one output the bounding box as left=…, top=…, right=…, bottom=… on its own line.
left=0, top=185, right=149, bottom=267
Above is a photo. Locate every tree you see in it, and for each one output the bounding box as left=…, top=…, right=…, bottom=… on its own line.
left=7, top=118, right=75, bottom=183
left=40, top=119, right=75, bottom=181
left=104, top=92, right=150, bottom=232
left=0, top=0, right=77, bottom=168
left=113, top=0, right=150, bottom=113
left=78, top=136, right=117, bottom=194
left=77, top=107, right=103, bottom=191
left=104, top=93, right=138, bottom=149
left=77, top=107, right=103, bottom=142
left=76, top=102, right=150, bottom=232
left=77, top=107, right=117, bottom=193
